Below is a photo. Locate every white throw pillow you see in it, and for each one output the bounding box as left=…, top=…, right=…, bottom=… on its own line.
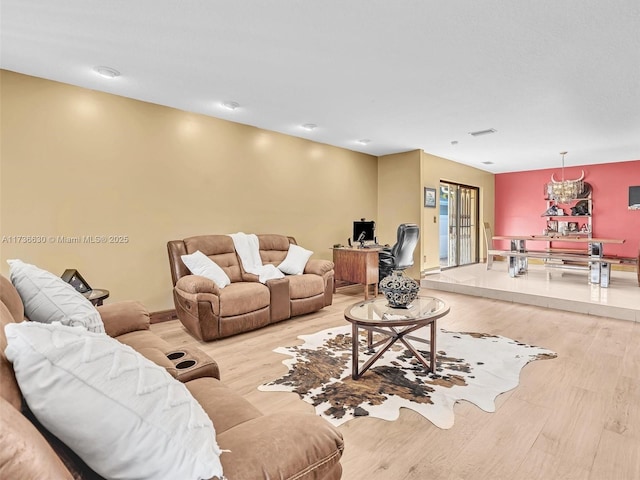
left=4, top=321, right=223, bottom=480
left=278, top=244, right=314, bottom=275
left=181, top=250, right=231, bottom=288
left=7, top=259, right=104, bottom=333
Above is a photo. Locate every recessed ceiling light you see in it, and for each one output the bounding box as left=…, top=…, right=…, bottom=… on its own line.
left=469, top=128, right=497, bottom=137
left=451, top=140, right=459, bottom=145
left=301, top=123, right=317, bottom=131
left=221, top=101, right=240, bottom=110
left=481, top=161, right=495, bottom=165
left=357, top=139, right=371, bottom=145
left=93, top=66, right=120, bottom=78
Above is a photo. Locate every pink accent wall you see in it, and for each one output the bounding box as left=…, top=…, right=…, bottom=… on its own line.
left=495, top=160, right=640, bottom=258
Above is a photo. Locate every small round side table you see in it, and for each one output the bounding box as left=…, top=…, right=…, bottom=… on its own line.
left=83, top=289, right=110, bottom=306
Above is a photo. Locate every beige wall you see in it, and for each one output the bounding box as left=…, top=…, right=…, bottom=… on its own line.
left=377, top=150, right=423, bottom=279
left=376, top=149, right=494, bottom=277
left=1, top=71, right=496, bottom=312
left=0, top=71, right=378, bottom=311
left=421, top=151, right=495, bottom=270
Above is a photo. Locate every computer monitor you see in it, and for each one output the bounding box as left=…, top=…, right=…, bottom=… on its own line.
left=353, top=220, right=375, bottom=243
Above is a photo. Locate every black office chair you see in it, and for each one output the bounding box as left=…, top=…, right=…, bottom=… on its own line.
left=378, top=223, right=420, bottom=280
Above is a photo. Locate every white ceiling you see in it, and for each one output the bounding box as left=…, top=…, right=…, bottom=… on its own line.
left=2, top=0, right=639, bottom=173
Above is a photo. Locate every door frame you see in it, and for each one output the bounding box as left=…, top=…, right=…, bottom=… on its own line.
left=439, top=180, right=480, bottom=269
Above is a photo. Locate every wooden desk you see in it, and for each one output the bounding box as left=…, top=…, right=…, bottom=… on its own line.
left=492, top=235, right=625, bottom=286
left=332, top=247, right=380, bottom=299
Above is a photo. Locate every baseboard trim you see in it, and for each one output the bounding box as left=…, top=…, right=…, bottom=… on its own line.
left=150, top=309, right=178, bottom=324
left=421, top=266, right=441, bottom=276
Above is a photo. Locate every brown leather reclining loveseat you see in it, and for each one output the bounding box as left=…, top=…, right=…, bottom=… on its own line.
left=0, top=274, right=344, bottom=479
left=168, top=234, right=334, bottom=341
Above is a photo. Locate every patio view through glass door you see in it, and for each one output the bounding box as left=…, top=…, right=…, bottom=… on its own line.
left=439, top=182, right=479, bottom=268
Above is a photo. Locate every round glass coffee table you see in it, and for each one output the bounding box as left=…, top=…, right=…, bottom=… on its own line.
left=344, top=296, right=450, bottom=379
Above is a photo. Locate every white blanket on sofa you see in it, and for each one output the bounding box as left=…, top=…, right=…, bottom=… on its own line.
left=228, top=232, right=284, bottom=284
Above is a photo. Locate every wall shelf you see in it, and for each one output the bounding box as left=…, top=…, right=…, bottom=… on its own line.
left=543, top=193, right=592, bottom=237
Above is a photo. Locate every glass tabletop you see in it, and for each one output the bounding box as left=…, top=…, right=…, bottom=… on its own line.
left=344, top=296, right=449, bottom=326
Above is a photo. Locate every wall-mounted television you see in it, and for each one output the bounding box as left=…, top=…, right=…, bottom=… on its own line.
left=630, top=186, right=640, bottom=210
left=353, top=220, right=375, bottom=243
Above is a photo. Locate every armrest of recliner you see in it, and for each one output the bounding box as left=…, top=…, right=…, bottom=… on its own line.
left=265, top=277, right=290, bottom=322
left=175, top=275, right=221, bottom=295
left=215, top=412, right=344, bottom=480
left=97, top=301, right=150, bottom=338
left=304, top=259, right=334, bottom=276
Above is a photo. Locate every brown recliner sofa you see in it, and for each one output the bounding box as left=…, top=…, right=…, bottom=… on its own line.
left=0, top=274, right=344, bottom=479
left=168, top=234, right=334, bottom=341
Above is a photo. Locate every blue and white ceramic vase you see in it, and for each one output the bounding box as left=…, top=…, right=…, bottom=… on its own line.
left=379, top=270, right=420, bottom=308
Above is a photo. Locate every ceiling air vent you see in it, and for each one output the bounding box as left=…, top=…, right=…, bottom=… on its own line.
left=469, top=128, right=497, bottom=137
left=481, top=161, right=494, bottom=165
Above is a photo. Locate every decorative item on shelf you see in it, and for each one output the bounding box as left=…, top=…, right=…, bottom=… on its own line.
left=570, top=200, right=590, bottom=216
left=545, top=151, right=586, bottom=204
left=578, top=182, right=592, bottom=199
left=542, top=205, right=565, bottom=217
left=558, top=221, right=569, bottom=235
left=379, top=270, right=420, bottom=308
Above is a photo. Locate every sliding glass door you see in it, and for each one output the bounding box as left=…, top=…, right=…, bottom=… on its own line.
left=439, top=182, right=479, bottom=268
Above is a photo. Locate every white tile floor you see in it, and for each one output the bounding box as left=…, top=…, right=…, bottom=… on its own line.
left=421, top=261, right=640, bottom=322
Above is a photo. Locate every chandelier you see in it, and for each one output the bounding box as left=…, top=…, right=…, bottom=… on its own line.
left=546, top=151, right=584, bottom=204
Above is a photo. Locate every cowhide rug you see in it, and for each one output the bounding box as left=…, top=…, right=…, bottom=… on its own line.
left=259, top=325, right=557, bottom=428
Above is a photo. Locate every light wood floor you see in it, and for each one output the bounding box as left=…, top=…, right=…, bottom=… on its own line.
left=151, top=286, right=640, bottom=480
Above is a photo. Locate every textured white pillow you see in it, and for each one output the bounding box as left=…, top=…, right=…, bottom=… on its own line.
left=4, top=321, right=223, bottom=480
left=181, top=250, right=231, bottom=288
left=278, top=244, right=314, bottom=275
left=7, top=259, right=104, bottom=333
